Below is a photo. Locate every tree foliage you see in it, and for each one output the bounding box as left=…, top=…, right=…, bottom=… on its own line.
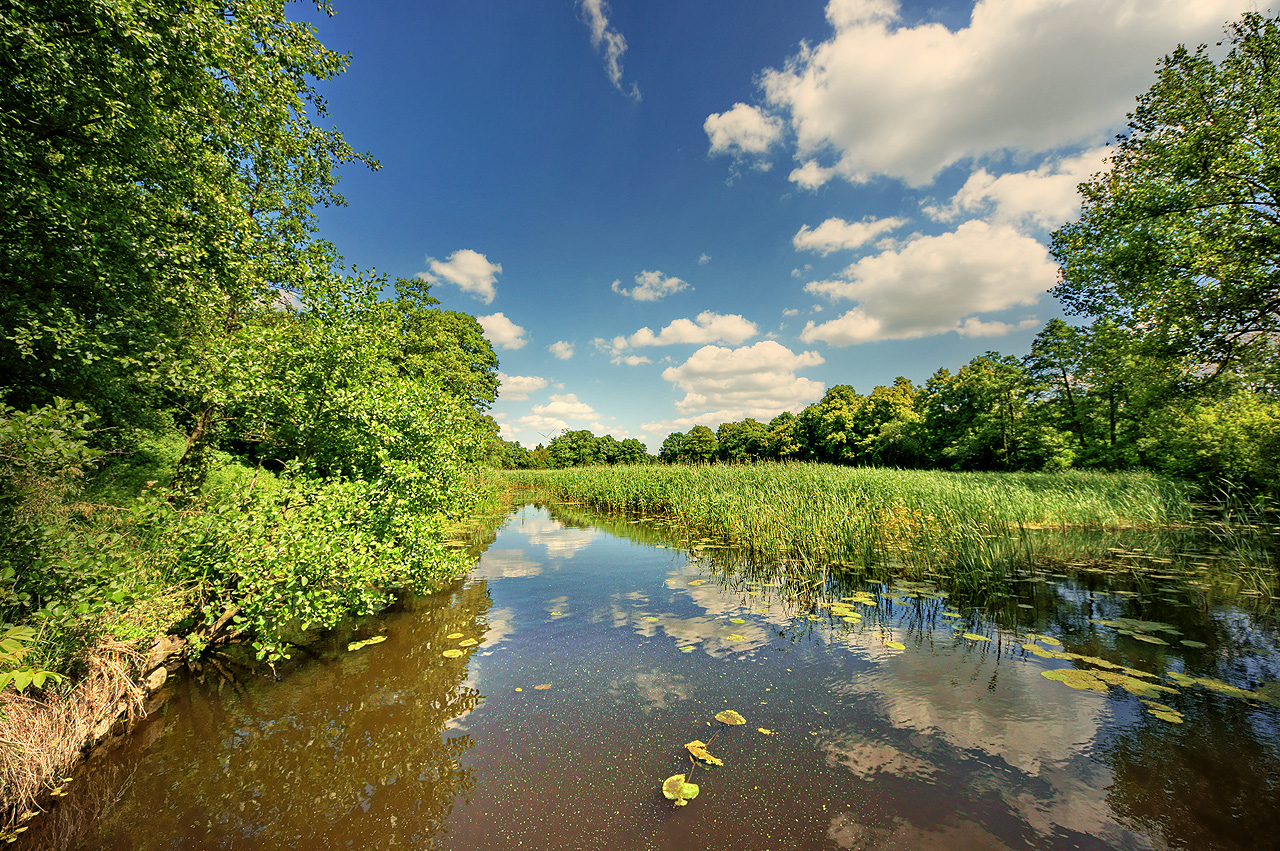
left=1051, top=12, right=1280, bottom=377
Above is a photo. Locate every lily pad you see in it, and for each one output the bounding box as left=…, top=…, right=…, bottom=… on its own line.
left=685, top=740, right=724, bottom=766
left=1023, top=643, right=1056, bottom=659
left=642, top=616, right=660, bottom=622
left=758, top=728, right=774, bottom=735
left=1180, top=639, right=1208, bottom=649
left=534, top=683, right=552, bottom=690
left=1036, top=636, right=1063, bottom=647
left=729, top=618, right=746, bottom=624
left=347, top=636, right=387, bottom=652
left=442, top=649, right=464, bottom=658
left=1042, top=668, right=1108, bottom=693
left=715, top=709, right=746, bottom=726
left=941, top=612, right=963, bottom=619
left=884, top=640, right=906, bottom=650
left=662, top=774, right=699, bottom=806
left=446, top=633, right=464, bottom=640
left=688, top=580, right=707, bottom=586
left=727, top=633, right=746, bottom=641
left=961, top=633, right=990, bottom=642
left=458, top=638, right=478, bottom=647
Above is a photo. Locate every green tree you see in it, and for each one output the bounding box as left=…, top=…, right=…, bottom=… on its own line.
left=658, top=432, right=685, bottom=464
left=0, top=0, right=376, bottom=454
left=716, top=419, right=768, bottom=463
left=681, top=425, right=719, bottom=463
left=547, top=430, right=603, bottom=468
left=1051, top=12, right=1280, bottom=378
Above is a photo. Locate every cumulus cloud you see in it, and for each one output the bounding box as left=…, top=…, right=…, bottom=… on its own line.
left=548, top=340, right=575, bottom=360
left=477, top=312, right=528, bottom=350
left=497, top=372, right=548, bottom=401
left=793, top=216, right=908, bottom=255
left=956, top=317, right=1040, bottom=337
left=416, top=249, right=502, bottom=304
left=615, top=354, right=652, bottom=366
left=923, top=147, right=1109, bottom=229
left=799, top=220, right=1057, bottom=345
left=789, top=160, right=837, bottom=189
left=531, top=393, right=598, bottom=423
left=660, top=340, right=826, bottom=418
left=611, top=270, right=690, bottom=301
left=704, top=103, right=784, bottom=157
left=577, top=0, right=640, bottom=100
left=718, top=0, right=1244, bottom=186
left=594, top=311, right=760, bottom=362
left=697, top=253, right=712, bottom=266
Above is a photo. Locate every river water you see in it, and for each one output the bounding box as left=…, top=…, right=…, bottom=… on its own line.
left=20, top=503, right=1280, bottom=850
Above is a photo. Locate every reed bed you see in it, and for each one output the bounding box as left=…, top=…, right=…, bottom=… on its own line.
left=503, top=464, right=1195, bottom=589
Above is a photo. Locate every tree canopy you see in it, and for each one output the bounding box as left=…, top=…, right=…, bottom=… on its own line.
left=1051, top=12, right=1280, bottom=378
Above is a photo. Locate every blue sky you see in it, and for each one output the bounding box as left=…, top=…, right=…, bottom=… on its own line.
left=301, top=0, right=1253, bottom=451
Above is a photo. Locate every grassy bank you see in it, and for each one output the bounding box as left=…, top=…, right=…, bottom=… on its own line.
left=504, top=464, right=1195, bottom=584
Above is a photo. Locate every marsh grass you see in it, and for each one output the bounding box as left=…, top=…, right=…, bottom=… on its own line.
left=505, top=464, right=1196, bottom=590
left=0, top=642, right=144, bottom=836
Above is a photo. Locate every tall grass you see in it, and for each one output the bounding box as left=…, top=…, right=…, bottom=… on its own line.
left=503, top=463, right=1195, bottom=590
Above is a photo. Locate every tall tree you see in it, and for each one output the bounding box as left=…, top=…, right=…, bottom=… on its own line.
left=1051, top=12, right=1280, bottom=378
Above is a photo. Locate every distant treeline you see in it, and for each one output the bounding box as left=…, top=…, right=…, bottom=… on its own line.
left=493, top=316, right=1279, bottom=491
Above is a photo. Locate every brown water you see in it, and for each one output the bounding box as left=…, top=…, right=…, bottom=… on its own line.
left=20, top=503, right=1280, bottom=851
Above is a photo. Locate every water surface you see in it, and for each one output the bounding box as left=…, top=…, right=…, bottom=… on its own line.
left=23, top=503, right=1280, bottom=850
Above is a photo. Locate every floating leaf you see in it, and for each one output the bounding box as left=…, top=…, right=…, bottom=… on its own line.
left=961, top=633, right=990, bottom=642
left=346, top=636, right=387, bottom=652
left=715, top=710, right=746, bottom=726
left=1148, top=708, right=1185, bottom=724
left=1092, top=670, right=1177, bottom=698
left=642, top=616, right=660, bottom=622
left=458, top=638, right=478, bottom=647
left=1022, top=643, right=1056, bottom=659
left=1180, top=639, right=1208, bottom=649
left=729, top=618, right=746, bottom=624
left=941, top=612, right=963, bottom=619
left=1042, top=668, right=1108, bottom=692
left=727, top=633, right=746, bottom=641
left=442, top=649, right=464, bottom=658
left=446, top=633, right=463, bottom=640
left=1131, top=634, right=1170, bottom=645
left=680, top=646, right=695, bottom=653
left=685, top=740, right=724, bottom=766
left=1036, top=636, right=1063, bottom=647
left=688, top=580, right=707, bottom=586
left=884, top=640, right=905, bottom=650
left=662, top=774, right=699, bottom=805
left=758, top=728, right=774, bottom=735
left=534, top=683, right=552, bottom=690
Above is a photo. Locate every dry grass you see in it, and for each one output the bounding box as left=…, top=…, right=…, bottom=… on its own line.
left=0, top=641, right=145, bottom=832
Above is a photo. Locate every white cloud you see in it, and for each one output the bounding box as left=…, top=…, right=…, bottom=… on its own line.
left=799, top=220, right=1058, bottom=345
left=611, top=270, right=690, bottom=301
left=497, top=372, right=548, bottom=401
left=577, top=0, right=640, bottom=100
left=789, top=160, right=836, bottom=189
left=548, top=340, right=575, bottom=360
left=724, top=0, right=1246, bottom=186
left=793, top=216, right=908, bottom=255
left=594, top=311, right=760, bottom=362
left=697, top=253, right=711, bottom=265
left=923, top=147, right=1110, bottom=230
left=477, top=312, right=528, bottom=350
left=615, top=354, right=652, bottom=366
left=532, top=393, right=598, bottom=421
left=515, top=413, right=569, bottom=435
left=782, top=308, right=800, bottom=317
left=704, top=103, right=784, bottom=157
left=956, top=317, right=1040, bottom=337
left=416, top=249, right=502, bottom=304
left=660, top=340, right=826, bottom=418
